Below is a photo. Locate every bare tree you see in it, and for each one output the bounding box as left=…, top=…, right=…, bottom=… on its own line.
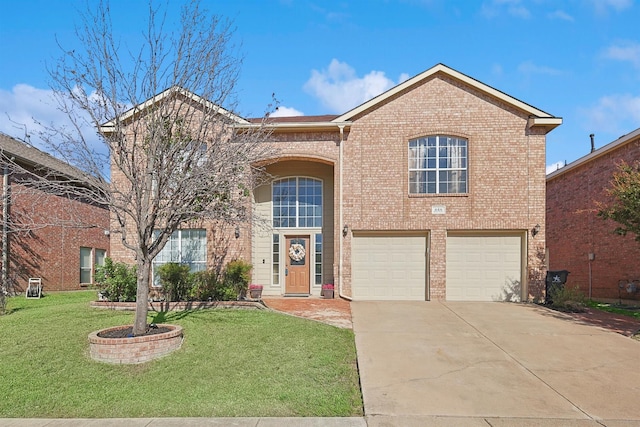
left=34, top=0, right=275, bottom=334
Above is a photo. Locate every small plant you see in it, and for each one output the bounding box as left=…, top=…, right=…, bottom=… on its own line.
left=95, top=258, right=137, bottom=302
left=157, top=263, right=191, bottom=302
left=223, top=259, right=252, bottom=299
left=548, top=285, right=586, bottom=312
left=189, top=270, right=218, bottom=301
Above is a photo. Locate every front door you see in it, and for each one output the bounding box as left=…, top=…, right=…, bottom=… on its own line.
left=285, top=235, right=310, bottom=295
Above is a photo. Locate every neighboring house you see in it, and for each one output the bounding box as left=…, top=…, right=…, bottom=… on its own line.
left=546, top=128, right=640, bottom=301
left=0, top=132, right=110, bottom=293
left=107, top=63, right=561, bottom=301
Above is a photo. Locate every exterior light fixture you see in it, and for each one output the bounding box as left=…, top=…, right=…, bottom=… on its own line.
left=342, top=224, right=349, bottom=237
left=531, top=224, right=540, bottom=237
left=234, top=225, right=240, bottom=239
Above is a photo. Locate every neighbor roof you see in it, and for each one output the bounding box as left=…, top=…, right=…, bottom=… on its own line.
left=0, top=132, right=93, bottom=183
left=546, top=127, right=640, bottom=181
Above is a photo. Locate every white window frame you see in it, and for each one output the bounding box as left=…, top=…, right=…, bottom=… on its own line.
left=272, top=177, right=323, bottom=229
left=152, top=229, right=207, bottom=287
left=409, top=135, right=468, bottom=194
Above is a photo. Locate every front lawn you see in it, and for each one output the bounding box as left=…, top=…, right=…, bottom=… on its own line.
left=0, top=291, right=363, bottom=418
left=586, top=300, right=640, bottom=320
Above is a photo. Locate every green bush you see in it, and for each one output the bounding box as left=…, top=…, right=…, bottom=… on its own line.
left=157, top=263, right=191, bottom=302
left=189, top=270, right=217, bottom=301
left=549, top=285, right=587, bottom=312
left=95, top=258, right=137, bottom=302
left=223, top=259, right=252, bottom=299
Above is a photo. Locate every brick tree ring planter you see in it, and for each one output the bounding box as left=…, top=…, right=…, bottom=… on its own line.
left=88, top=324, right=183, bottom=364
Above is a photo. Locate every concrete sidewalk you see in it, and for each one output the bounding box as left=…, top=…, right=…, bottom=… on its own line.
left=352, top=301, right=640, bottom=426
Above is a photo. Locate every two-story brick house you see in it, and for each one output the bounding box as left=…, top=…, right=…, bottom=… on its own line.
left=0, top=132, right=110, bottom=293
left=108, top=64, right=561, bottom=301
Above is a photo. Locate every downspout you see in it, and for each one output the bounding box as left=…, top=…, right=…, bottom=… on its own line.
left=337, top=125, right=351, bottom=300
left=2, top=159, right=11, bottom=293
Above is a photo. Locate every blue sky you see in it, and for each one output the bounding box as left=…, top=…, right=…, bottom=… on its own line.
left=1, top=0, right=639, bottom=173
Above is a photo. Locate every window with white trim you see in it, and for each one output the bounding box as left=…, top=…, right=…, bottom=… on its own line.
left=80, top=247, right=93, bottom=284
left=152, top=229, right=207, bottom=286
left=272, top=177, right=322, bottom=228
left=409, top=135, right=468, bottom=194
left=314, top=233, right=322, bottom=285
left=80, top=247, right=107, bottom=285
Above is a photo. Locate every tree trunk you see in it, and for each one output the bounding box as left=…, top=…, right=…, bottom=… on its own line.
left=133, top=257, right=151, bottom=335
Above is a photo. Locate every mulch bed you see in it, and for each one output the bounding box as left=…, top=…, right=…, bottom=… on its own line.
left=97, top=325, right=172, bottom=338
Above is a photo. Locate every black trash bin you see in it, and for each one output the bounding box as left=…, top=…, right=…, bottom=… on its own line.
left=545, top=270, right=570, bottom=304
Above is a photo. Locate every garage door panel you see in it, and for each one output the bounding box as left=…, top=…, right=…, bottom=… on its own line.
left=446, top=235, right=522, bottom=302
left=352, top=235, right=426, bottom=301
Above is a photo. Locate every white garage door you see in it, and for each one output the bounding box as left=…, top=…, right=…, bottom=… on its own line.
left=446, top=234, right=522, bottom=302
left=352, top=235, right=427, bottom=300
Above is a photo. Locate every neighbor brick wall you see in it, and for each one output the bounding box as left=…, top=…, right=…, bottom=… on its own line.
left=546, top=136, right=640, bottom=300
left=4, top=181, right=109, bottom=292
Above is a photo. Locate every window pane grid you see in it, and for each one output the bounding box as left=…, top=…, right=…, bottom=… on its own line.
left=314, top=233, right=322, bottom=285
left=273, top=177, right=322, bottom=228
left=409, top=136, right=467, bottom=194
left=152, top=229, right=207, bottom=286
left=272, top=234, right=280, bottom=285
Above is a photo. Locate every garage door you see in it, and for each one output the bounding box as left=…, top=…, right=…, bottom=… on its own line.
left=446, top=234, right=522, bottom=301
left=352, top=235, right=427, bottom=300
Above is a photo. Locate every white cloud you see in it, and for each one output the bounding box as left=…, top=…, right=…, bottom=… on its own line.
left=603, top=41, right=640, bottom=68
left=546, top=161, right=566, bottom=175
left=518, top=60, right=563, bottom=76
left=581, top=93, right=640, bottom=134
left=548, top=10, right=574, bottom=21
left=0, top=84, right=63, bottom=145
left=304, top=59, right=406, bottom=113
left=481, top=0, right=531, bottom=19
left=591, top=0, right=633, bottom=14
left=271, top=106, right=304, bottom=117
left=0, top=83, right=102, bottom=161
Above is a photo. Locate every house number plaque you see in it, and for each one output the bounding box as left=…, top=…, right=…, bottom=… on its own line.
left=432, top=205, right=446, bottom=215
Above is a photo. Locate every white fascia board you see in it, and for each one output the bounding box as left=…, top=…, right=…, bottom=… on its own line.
left=333, top=63, right=560, bottom=122
left=100, top=86, right=249, bottom=133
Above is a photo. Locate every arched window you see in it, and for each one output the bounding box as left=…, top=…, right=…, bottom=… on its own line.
left=272, top=177, right=322, bottom=228
left=409, top=135, right=468, bottom=194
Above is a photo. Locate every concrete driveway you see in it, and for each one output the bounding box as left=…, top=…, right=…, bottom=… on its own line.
left=352, top=301, right=640, bottom=426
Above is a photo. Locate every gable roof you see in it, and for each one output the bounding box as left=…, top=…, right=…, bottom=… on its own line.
left=99, top=86, right=250, bottom=134
left=103, top=64, right=561, bottom=135
left=546, top=127, right=640, bottom=181
left=333, top=63, right=562, bottom=132
left=0, top=132, right=93, bottom=183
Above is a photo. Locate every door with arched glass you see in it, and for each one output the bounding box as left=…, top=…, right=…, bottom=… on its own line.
left=273, top=177, right=322, bottom=295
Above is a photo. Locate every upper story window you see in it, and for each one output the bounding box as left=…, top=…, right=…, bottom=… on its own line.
left=273, top=177, right=322, bottom=228
left=409, top=135, right=468, bottom=194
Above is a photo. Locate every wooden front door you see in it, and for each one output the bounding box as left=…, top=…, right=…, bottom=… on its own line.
left=285, top=236, right=310, bottom=295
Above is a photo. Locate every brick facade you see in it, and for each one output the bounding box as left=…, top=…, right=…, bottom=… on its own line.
left=0, top=134, right=110, bottom=293
left=108, top=65, right=558, bottom=301
left=546, top=131, right=640, bottom=301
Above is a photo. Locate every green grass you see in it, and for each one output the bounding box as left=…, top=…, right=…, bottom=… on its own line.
left=586, top=300, right=640, bottom=320
left=0, top=291, right=363, bottom=418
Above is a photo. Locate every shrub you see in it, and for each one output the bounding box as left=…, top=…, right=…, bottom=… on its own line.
left=223, top=259, right=252, bottom=299
left=157, top=263, right=191, bottom=302
left=95, top=258, right=137, bottom=302
left=549, top=285, right=587, bottom=312
left=189, top=270, right=217, bottom=301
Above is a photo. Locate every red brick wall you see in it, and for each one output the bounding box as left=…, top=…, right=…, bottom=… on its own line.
left=546, top=136, right=640, bottom=300
left=5, top=182, right=110, bottom=292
